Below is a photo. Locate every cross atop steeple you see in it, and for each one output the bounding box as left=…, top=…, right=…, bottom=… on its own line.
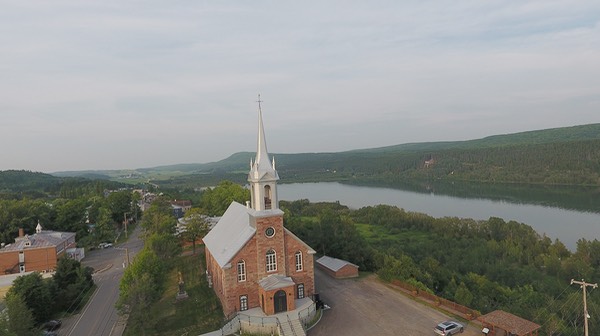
left=257, top=94, right=263, bottom=111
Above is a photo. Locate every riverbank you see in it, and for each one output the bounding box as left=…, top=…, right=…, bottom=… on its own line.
left=278, top=182, right=600, bottom=250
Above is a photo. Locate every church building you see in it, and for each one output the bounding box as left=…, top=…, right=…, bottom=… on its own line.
left=204, top=99, right=316, bottom=317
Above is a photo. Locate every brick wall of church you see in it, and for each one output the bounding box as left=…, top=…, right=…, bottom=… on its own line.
left=254, top=215, right=286, bottom=280
left=205, top=249, right=226, bottom=310
left=221, top=236, right=259, bottom=316
left=284, top=231, right=315, bottom=298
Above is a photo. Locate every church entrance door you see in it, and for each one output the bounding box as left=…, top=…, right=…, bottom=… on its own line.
left=274, top=290, right=287, bottom=313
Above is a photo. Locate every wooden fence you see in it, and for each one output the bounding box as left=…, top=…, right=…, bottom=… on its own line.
left=391, top=280, right=480, bottom=320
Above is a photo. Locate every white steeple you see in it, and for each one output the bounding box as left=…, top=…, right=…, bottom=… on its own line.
left=248, top=95, right=279, bottom=211
left=36, top=221, right=42, bottom=233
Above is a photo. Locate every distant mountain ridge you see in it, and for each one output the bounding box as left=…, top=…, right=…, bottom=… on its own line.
left=140, top=122, right=600, bottom=172
left=348, top=122, right=600, bottom=153
left=50, top=123, right=600, bottom=187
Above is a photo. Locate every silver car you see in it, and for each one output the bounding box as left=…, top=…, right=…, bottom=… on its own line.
left=434, top=320, right=464, bottom=335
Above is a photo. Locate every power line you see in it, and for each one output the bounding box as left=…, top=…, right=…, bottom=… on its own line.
left=571, top=279, right=598, bottom=336
left=532, top=283, right=572, bottom=323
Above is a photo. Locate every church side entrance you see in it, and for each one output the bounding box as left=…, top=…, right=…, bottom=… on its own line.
left=274, top=290, right=287, bottom=313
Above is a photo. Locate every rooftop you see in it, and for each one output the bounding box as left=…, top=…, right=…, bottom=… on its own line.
left=316, top=255, right=359, bottom=272
left=1, top=230, right=75, bottom=252
left=479, top=310, right=541, bottom=335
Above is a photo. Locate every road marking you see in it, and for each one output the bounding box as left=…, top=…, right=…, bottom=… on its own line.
left=67, top=284, right=101, bottom=336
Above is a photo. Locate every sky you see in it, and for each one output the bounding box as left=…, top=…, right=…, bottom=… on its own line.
left=1, top=1, right=599, bottom=173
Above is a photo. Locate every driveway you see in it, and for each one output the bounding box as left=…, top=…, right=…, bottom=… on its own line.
left=309, top=268, right=481, bottom=336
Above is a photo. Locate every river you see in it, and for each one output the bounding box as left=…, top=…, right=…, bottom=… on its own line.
left=278, top=182, right=600, bottom=250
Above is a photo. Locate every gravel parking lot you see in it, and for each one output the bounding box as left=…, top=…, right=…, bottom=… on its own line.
left=309, top=268, right=481, bottom=336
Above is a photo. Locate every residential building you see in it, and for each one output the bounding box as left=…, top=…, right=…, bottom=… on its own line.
left=0, top=223, right=76, bottom=274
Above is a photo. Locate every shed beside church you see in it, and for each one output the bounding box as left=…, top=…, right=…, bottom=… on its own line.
left=316, top=255, right=359, bottom=279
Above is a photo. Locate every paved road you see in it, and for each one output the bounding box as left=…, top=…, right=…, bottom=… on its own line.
left=59, top=227, right=144, bottom=336
left=309, top=268, right=481, bottom=336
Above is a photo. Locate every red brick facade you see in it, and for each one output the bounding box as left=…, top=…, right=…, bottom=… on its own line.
left=205, top=211, right=315, bottom=317
left=318, top=263, right=359, bottom=279
left=0, top=229, right=76, bottom=274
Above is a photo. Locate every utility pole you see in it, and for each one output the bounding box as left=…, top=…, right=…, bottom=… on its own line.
left=115, top=247, right=130, bottom=268
left=124, top=212, right=130, bottom=239
left=571, top=278, right=598, bottom=336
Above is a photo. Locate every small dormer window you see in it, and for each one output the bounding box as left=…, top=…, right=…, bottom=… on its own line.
left=24, top=240, right=31, bottom=247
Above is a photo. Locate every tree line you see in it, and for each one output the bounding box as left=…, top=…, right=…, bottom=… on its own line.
left=0, top=189, right=136, bottom=249
left=0, top=170, right=126, bottom=199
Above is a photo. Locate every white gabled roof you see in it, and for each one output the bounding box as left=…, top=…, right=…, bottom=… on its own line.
left=203, top=201, right=256, bottom=268
left=316, top=255, right=359, bottom=272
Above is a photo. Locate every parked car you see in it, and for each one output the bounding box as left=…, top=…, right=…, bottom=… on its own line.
left=434, top=320, right=464, bottom=335
left=42, top=319, right=61, bottom=331
left=98, top=242, right=113, bottom=249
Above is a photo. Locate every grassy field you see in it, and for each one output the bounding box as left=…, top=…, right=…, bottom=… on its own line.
left=355, top=222, right=431, bottom=246
left=124, top=250, right=224, bottom=336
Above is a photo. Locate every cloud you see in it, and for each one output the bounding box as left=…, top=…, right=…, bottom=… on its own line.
left=0, top=1, right=599, bottom=171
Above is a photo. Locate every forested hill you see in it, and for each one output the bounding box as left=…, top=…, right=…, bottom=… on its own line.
left=349, top=122, right=600, bottom=153
left=0, top=170, right=125, bottom=199
left=0, top=170, right=60, bottom=192
left=137, top=123, right=600, bottom=188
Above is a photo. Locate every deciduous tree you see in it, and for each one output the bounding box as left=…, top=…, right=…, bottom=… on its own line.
left=7, top=272, right=52, bottom=323
left=181, top=208, right=211, bottom=254
left=4, top=292, right=35, bottom=336
left=199, top=181, right=249, bottom=216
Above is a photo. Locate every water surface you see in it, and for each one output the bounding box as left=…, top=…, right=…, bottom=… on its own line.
left=279, top=182, right=600, bottom=250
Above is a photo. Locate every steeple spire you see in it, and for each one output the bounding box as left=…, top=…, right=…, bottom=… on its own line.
left=255, top=94, right=270, bottom=171
left=248, top=94, right=279, bottom=211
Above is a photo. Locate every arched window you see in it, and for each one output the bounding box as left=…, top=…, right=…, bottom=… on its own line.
left=264, top=185, right=272, bottom=209
left=237, top=260, right=246, bottom=282
left=295, top=251, right=303, bottom=271
left=266, top=249, right=277, bottom=272
left=240, top=295, right=248, bottom=311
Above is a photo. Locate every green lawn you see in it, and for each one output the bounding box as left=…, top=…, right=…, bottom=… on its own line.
left=124, top=250, right=224, bottom=336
